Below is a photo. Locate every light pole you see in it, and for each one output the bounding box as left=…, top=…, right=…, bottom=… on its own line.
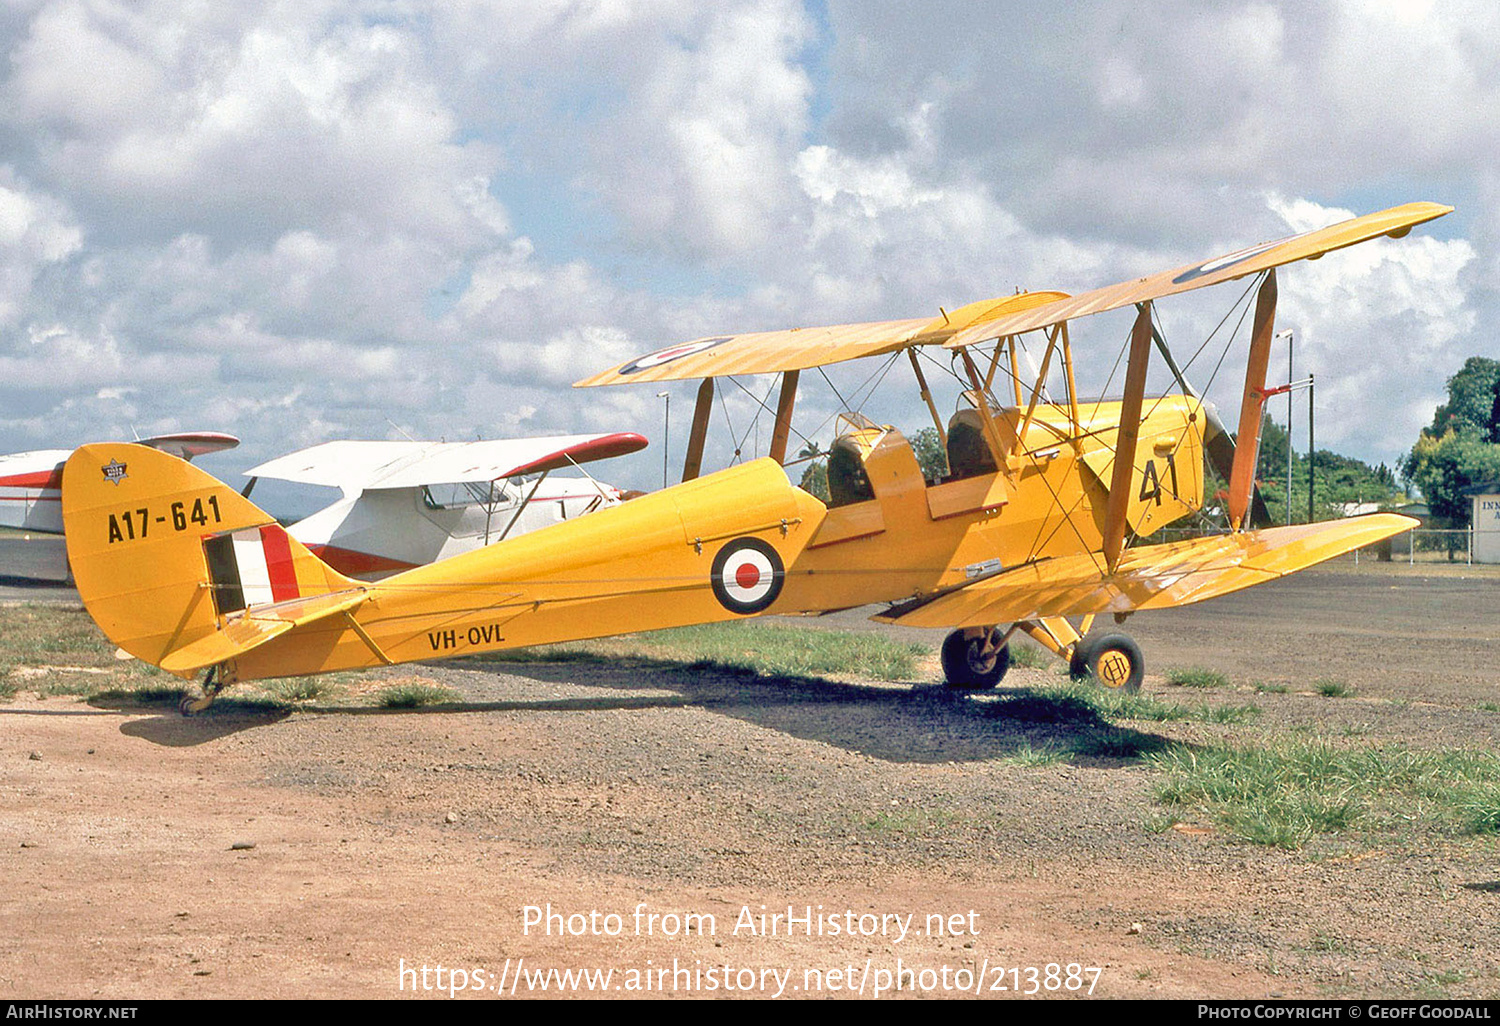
left=1276, top=328, right=1293, bottom=525
left=656, top=391, right=670, bottom=489
left=1307, top=373, right=1315, bottom=524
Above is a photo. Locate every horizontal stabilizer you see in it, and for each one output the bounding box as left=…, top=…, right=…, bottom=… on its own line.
left=878, top=514, right=1417, bottom=629
left=139, top=431, right=240, bottom=460
left=159, top=589, right=369, bottom=674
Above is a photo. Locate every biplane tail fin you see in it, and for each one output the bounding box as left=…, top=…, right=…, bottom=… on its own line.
left=61, top=443, right=362, bottom=674
left=877, top=514, right=1418, bottom=629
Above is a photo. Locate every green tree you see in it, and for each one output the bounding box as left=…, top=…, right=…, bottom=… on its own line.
left=1402, top=431, right=1500, bottom=524
left=1427, top=356, right=1500, bottom=441
left=1402, top=357, right=1500, bottom=525
left=796, top=441, right=829, bottom=502
left=911, top=427, right=949, bottom=482
left=1250, top=413, right=1403, bottom=525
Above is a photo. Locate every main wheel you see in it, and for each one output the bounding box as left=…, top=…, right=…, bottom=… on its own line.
left=941, top=628, right=1011, bottom=690
left=1069, top=633, right=1144, bottom=693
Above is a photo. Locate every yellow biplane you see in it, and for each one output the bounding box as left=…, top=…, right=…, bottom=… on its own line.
left=60, top=202, right=1447, bottom=712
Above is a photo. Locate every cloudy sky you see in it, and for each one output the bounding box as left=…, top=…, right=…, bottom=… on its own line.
left=1, top=0, right=1495, bottom=497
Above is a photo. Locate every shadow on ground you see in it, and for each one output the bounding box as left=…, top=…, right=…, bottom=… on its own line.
left=83, top=652, right=1181, bottom=764
left=442, top=653, right=1179, bottom=767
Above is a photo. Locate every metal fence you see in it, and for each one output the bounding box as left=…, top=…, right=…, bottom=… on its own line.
left=1356, top=527, right=1475, bottom=566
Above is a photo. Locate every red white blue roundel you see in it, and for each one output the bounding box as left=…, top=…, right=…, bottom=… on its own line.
left=1170, top=236, right=1290, bottom=285
left=710, top=537, right=784, bottom=614
left=619, top=337, right=732, bottom=375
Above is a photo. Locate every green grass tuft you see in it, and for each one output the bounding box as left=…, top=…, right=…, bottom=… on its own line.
left=379, top=683, right=460, bottom=708
left=92, top=683, right=187, bottom=706
left=1002, top=742, right=1066, bottom=767
left=1007, top=642, right=1050, bottom=669
left=1455, top=785, right=1500, bottom=835
left=1069, top=728, right=1171, bottom=760
left=1167, top=667, right=1231, bottom=689
left=266, top=678, right=333, bottom=704
left=1316, top=679, right=1355, bottom=698
left=1196, top=703, right=1263, bottom=724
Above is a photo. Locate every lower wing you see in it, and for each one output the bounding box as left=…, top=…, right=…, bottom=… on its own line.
left=878, top=514, right=1416, bottom=628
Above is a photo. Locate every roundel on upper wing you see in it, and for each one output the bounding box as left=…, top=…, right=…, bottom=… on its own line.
left=1170, top=237, right=1289, bottom=286
left=618, top=337, right=732, bottom=375
left=710, top=537, right=785, bottom=614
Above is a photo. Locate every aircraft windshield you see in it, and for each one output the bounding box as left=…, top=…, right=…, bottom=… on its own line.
left=421, top=479, right=524, bottom=511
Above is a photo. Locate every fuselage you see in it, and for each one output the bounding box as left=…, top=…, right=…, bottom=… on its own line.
left=219, top=397, right=1205, bottom=680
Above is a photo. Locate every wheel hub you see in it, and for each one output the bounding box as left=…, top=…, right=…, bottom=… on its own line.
left=1096, top=650, right=1134, bottom=689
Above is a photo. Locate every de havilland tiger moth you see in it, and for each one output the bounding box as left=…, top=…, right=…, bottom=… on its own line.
left=56, top=202, right=1448, bottom=713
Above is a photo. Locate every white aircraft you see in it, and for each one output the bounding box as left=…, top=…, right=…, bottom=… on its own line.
left=242, top=433, right=648, bottom=578
left=1, top=431, right=241, bottom=534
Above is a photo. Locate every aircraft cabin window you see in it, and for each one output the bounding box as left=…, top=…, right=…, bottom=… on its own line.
left=945, top=416, right=999, bottom=482
left=826, top=439, right=876, bottom=508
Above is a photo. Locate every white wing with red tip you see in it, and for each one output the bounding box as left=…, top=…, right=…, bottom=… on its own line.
left=244, top=434, right=649, bottom=490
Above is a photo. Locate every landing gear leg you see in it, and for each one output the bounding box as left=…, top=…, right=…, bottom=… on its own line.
left=941, top=626, right=1011, bottom=690
left=179, top=665, right=227, bottom=716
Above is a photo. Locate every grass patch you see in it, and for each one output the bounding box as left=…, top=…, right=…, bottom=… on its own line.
left=1167, top=667, right=1231, bottom=689
left=379, top=682, right=460, bottom=708
left=1316, top=679, right=1355, bottom=698
left=0, top=606, right=184, bottom=700
left=266, top=677, right=334, bottom=704
left=483, top=621, right=929, bottom=682
left=1007, top=642, right=1050, bottom=669
left=1197, top=704, right=1263, bottom=724
left=1069, top=729, right=1171, bottom=760
left=1036, top=681, right=1185, bottom=721
left=92, top=683, right=187, bottom=706
left=32, top=676, right=103, bottom=698
left=1453, top=785, right=1500, bottom=835
left=1002, top=742, right=1066, bottom=767
left=1030, top=682, right=1259, bottom=726
left=1254, top=681, right=1289, bottom=694
left=1149, top=741, right=1500, bottom=848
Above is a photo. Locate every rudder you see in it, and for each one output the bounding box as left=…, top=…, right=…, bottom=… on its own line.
left=62, top=443, right=356, bottom=674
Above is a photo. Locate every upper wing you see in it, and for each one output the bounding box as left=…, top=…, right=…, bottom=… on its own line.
left=139, top=431, right=240, bottom=460
left=245, top=433, right=648, bottom=490
left=573, top=291, right=1069, bottom=387
left=877, top=514, right=1417, bottom=628
left=575, top=201, right=1450, bottom=387
left=943, top=202, right=1452, bottom=347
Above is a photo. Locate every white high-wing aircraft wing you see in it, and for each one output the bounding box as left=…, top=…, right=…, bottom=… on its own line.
left=1, top=432, right=240, bottom=534
left=244, top=433, right=649, bottom=578
left=244, top=433, right=646, bottom=491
